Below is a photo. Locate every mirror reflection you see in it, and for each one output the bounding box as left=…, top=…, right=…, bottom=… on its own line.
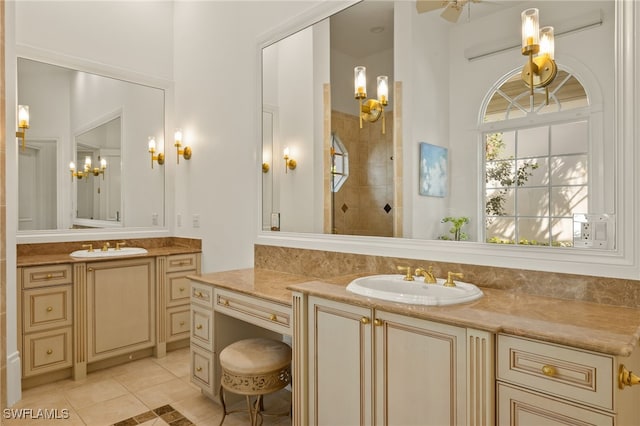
left=262, top=0, right=615, bottom=249
left=17, top=58, right=166, bottom=231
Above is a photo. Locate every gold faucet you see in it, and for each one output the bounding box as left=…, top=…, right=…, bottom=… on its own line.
left=415, top=266, right=437, bottom=284
left=101, top=242, right=111, bottom=252
left=115, top=241, right=126, bottom=251
left=82, top=244, right=94, bottom=252
left=444, top=272, right=464, bottom=287
left=396, top=265, right=414, bottom=281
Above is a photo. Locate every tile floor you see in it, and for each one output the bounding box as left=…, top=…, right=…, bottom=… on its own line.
left=4, top=348, right=291, bottom=426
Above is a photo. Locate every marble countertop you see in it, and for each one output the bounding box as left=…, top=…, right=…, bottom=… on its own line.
left=191, top=268, right=640, bottom=357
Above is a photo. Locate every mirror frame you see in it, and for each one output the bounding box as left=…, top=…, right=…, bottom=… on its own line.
left=15, top=44, right=174, bottom=243
left=255, top=0, right=640, bottom=280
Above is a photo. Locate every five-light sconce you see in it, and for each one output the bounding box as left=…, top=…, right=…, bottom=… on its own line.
left=520, top=8, right=557, bottom=103
left=16, top=105, right=30, bottom=150
left=69, top=156, right=107, bottom=181
left=354, top=66, right=388, bottom=134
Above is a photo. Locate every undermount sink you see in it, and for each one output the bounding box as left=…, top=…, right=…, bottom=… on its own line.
left=346, top=274, right=483, bottom=306
left=70, top=247, right=148, bottom=258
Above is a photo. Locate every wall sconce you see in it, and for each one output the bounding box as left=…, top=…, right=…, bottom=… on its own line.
left=16, top=105, right=30, bottom=150
left=520, top=8, right=557, bottom=103
left=70, top=156, right=107, bottom=181
left=354, top=66, right=388, bottom=134
left=174, top=129, right=192, bottom=164
left=283, top=147, right=296, bottom=173
left=262, top=162, right=270, bottom=173
left=148, top=136, right=165, bottom=169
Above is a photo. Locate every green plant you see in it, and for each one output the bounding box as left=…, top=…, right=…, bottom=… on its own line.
left=439, top=216, right=470, bottom=241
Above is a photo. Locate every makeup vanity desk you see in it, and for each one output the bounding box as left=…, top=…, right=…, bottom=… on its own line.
left=189, top=268, right=640, bottom=426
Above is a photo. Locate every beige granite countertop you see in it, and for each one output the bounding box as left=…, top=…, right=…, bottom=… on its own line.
left=190, top=268, right=640, bottom=357
left=17, top=237, right=201, bottom=267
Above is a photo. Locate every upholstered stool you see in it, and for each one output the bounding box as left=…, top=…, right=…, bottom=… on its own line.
left=218, top=338, right=292, bottom=426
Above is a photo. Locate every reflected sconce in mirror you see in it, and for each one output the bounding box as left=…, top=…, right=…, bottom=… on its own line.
left=354, top=66, right=388, bottom=134
left=283, top=147, right=296, bottom=173
left=174, top=129, right=192, bottom=164
left=70, top=156, right=107, bottom=181
left=16, top=105, right=30, bottom=150
left=521, top=8, right=557, bottom=103
left=148, top=136, right=165, bottom=169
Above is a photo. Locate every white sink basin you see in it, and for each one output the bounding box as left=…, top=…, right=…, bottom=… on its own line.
left=346, top=274, right=483, bottom=306
left=70, top=247, right=148, bottom=258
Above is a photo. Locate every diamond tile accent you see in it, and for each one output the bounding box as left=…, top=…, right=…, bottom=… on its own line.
left=341, top=203, right=349, bottom=213
left=112, top=405, right=193, bottom=425
left=383, top=203, right=392, bottom=214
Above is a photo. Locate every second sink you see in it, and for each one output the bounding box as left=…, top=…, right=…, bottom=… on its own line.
left=346, top=274, right=483, bottom=306
left=70, top=247, right=148, bottom=258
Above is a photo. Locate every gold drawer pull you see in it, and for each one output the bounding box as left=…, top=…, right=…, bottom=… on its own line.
left=196, top=324, right=203, bottom=330
left=196, top=367, right=202, bottom=372
left=46, top=274, right=53, bottom=279
left=179, top=321, right=185, bottom=326
left=269, top=314, right=277, bottom=321
left=619, top=365, right=640, bottom=388
left=374, top=318, right=384, bottom=326
left=46, top=306, right=53, bottom=312
left=179, top=287, right=185, bottom=292
left=360, top=317, right=371, bottom=325
left=195, top=291, right=204, bottom=298
left=46, top=349, right=53, bottom=355
left=542, top=365, right=557, bottom=377
left=88, top=267, right=94, bottom=272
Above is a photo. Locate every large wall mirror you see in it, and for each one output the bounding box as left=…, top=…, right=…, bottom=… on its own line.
left=259, top=0, right=638, bottom=278
left=17, top=57, right=165, bottom=233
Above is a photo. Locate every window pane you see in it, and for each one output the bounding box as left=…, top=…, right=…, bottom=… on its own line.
left=551, top=121, right=588, bottom=155
left=550, top=155, right=588, bottom=185
left=486, top=217, right=515, bottom=243
left=486, top=160, right=515, bottom=188
left=518, top=126, right=549, bottom=157
left=517, top=187, right=549, bottom=216
left=517, top=158, right=547, bottom=186
left=551, top=185, right=588, bottom=217
left=551, top=218, right=575, bottom=247
left=517, top=218, right=549, bottom=245
left=485, top=131, right=515, bottom=160
left=486, top=188, right=514, bottom=216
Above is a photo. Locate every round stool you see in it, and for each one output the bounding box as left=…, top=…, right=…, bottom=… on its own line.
left=218, top=338, right=292, bottom=426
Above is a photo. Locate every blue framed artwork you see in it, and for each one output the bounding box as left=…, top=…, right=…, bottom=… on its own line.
left=419, top=142, right=448, bottom=197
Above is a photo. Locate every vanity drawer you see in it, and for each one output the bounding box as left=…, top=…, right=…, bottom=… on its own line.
left=191, top=344, right=215, bottom=392
left=167, top=254, right=198, bottom=273
left=22, top=285, right=73, bottom=333
left=191, top=281, right=213, bottom=308
left=167, top=306, right=190, bottom=342
left=22, top=264, right=73, bottom=289
left=167, top=273, right=192, bottom=307
left=497, top=334, right=614, bottom=410
left=215, top=288, right=291, bottom=336
left=191, top=304, right=213, bottom=351
left=23, top=328, right=72, bottom=377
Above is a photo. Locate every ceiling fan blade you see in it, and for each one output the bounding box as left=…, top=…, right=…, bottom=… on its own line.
left=416, top=0, right=448, bottom=14
left=440, top=2, right=465, bottom=22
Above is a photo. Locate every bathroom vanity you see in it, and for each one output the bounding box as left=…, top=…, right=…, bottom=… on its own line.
left=189, top=267, right=640, bottom=426
left=16, top=238, right=201, bottom=388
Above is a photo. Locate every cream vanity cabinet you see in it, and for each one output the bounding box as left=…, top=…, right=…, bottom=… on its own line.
left=86, top=257, right=156, bottom=362
left=18, top=264, right=74, bottom=380
left=497, top=334, right=640, bottom=425
left=303, top=295, right=485, bottom=426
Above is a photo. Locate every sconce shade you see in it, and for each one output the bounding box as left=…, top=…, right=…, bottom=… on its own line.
left=377, top=76, right=389, bottom=105
left=283, top=147, right=296, bottom=173
left=539, top=26, right=555, bottom=59
left=174, top=129, right=183, bottom=145
left=354, top=66, right=367, bottom=99
left=18, top=105, right=30, bottom=128
left=521, top=8, right=540, bottom=53
left=148, top=136, right=157, bottom=152
left=148, top=136, right=165, bottom=168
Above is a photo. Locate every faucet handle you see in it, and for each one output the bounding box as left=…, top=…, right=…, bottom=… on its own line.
left=397, top=265, right=414, bottom=281
left=82, top=244, right=94, bottom=252
left=115, top=241, right=126, bottom=251
left=444, top=272, right=464, bottom=287
left=101, top=242, right=111, bottom=252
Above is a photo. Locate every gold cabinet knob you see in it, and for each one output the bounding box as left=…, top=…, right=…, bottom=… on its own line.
left=88, top=267, right=94, bottom=272
left=196, top=324, right=203, bottom=330
left=196, top=291, right=203, bottom=298
left=46, top=306, right=53, bottom=312
left=619, top=364, right=640, bottom=388
left=360, top=317, right=371, bottom=325
left=46, top=349, right=53, bottom=355
left=179, top=321, right=185, bottom=326
left=179, top=287, right=185, bottom=292
left=270, top=314, right=277, bottom=321
left=196, top=367, right=202, bottom=372
left=46, top=274, right=53, bottom=279
left=373, top=318, right=384, bottom=326
left=541, top=365, right=557, bottom=377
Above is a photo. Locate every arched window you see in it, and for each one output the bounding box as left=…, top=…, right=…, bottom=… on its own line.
left=480, top=67, right=592, bottom=247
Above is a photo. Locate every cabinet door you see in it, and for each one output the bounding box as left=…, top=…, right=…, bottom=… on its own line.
left=497, top=383, right=614, bottom=426
left=308, top=296, right=373, bottom=426
left=375, top=310, right=467, bottom=426
left=87, top=258, right=156, bottom=362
